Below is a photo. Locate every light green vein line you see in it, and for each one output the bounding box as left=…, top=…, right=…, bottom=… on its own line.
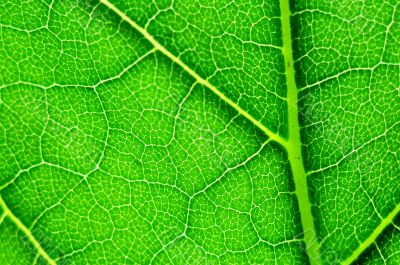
left=0, top=196, right=56, bottom=265
left=342, top=203, right=400, bottom=265
left=99, top=0, right=288, bottom=148
left=279, top=0, right=322, bottom=264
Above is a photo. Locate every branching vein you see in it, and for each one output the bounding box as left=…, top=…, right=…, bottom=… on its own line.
left=99, top=0, right=288, bottom=148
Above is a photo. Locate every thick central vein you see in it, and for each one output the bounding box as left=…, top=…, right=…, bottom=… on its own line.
left=99, top=0, right=287, bottom=148
left=279, top=0, right=322, bottom=264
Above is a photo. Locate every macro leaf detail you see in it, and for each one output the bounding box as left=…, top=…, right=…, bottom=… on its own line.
left=0, top=0, right=399, bottom=264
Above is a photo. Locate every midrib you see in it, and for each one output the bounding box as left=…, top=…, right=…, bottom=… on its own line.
left=278, top=0, right=322, bottom=264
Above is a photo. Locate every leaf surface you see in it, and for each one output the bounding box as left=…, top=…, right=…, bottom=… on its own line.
left=0, top=0, right=399, bottom=264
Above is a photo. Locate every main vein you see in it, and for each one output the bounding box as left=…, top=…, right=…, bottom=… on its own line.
left=279, top=0, right=322, bottom=264
left=99, top=0, right=288, bottom=148
left=0, top=195, right=56, bottom=265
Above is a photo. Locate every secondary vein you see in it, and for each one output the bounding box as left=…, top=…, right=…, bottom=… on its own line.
left=101, top=0, right=323, bottom=262
left=99, top=0, right=288, bottom=148
left=279, top=0, right=322, bottom=264
left=0, top=195, right=56, bottom=265
left=342, top=203, right=400, bottom=265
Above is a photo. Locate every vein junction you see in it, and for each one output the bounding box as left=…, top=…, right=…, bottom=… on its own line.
left=98, top=0, right=320, bottom=263
left=97, top=0, right=398, bottom=264
left=99, top=0, right=288, bottom=149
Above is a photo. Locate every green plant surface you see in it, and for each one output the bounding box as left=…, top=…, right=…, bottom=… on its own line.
left=0, top=0, right=399, bottom=264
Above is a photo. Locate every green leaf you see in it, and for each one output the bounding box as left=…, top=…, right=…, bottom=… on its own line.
left=0, top=0, right=399, bottom=264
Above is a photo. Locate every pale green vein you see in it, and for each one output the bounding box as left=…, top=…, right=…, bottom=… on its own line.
left=99, top=0, right=288, bottom=148
left=0, top=196, right=56, bottom=265
left=279, top=0, right=322, bottom=264
left=0, top=212, right=6, bottom=224
left=342, top=203, right=400, bottom=265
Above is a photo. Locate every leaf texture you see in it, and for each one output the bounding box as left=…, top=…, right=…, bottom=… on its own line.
left=0, top=0, right=399, bottom=264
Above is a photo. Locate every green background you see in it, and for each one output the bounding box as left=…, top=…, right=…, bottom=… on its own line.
left=0, top=0, right=399, bottom=264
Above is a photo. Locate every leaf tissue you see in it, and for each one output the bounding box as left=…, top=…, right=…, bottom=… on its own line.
left=0, top=0, right=399, bottom=264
